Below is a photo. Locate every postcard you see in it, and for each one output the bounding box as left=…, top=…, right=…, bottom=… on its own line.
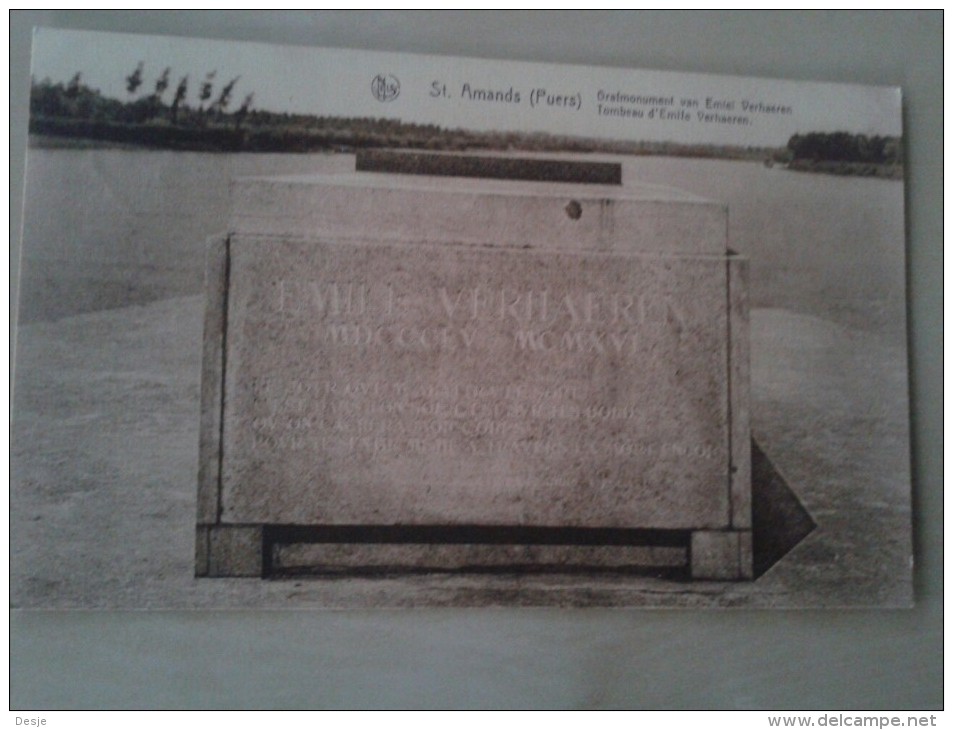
left=12, top=28, right=911, bottom=608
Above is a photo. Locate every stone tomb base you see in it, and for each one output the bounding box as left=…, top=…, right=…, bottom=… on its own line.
left=197, top=157, right=756, bottom=581
left=195, top=440, right=814, bottom=582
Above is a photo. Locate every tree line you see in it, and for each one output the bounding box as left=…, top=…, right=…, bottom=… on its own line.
left=28, top=67, right=778, bottom=158
left=786, top=132, right=903, bottom=165
left=28, top=64, right=902, bottom=178
left=31, top=63, right=253, bottom=129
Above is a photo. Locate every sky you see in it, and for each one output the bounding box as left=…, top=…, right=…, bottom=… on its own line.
left=30, top=28, right=903, bottom=148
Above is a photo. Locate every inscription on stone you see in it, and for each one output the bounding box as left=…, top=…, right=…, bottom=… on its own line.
left=222, top=238, right=730, bottom=529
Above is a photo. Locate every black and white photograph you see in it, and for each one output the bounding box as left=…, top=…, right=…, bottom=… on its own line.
left=10, top=25, right=917, bottom=612
left=9, top=10, right=945, bottom=713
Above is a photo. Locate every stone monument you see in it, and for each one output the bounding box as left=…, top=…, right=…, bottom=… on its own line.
left=196, top=151, right=752, bottom=581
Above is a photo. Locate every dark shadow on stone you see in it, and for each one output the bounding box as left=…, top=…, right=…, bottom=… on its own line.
left=751, top=438, right=816, bottom=578
left=356, top=149, right=623, bottom=185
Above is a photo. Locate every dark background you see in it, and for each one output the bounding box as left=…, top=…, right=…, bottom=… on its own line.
left=9, top=10, right=942, bottom=709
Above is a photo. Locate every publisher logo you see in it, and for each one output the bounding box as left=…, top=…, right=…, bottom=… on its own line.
left=371, top=74, right=400, bottom=102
